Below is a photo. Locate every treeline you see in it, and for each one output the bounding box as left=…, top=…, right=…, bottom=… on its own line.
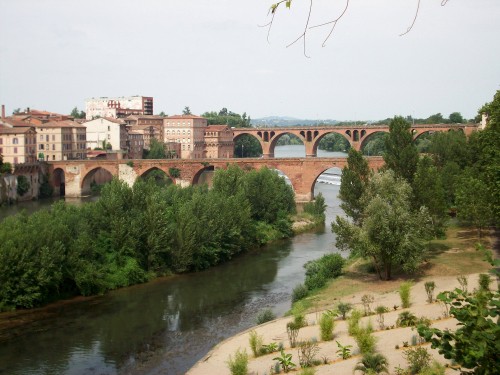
left=332, top=90, right=500, bottom=280
left=0, top=166, right=297, bottom=310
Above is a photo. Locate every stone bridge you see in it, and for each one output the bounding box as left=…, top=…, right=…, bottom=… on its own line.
left=48, top=157, right=385, bottom=202
left=232, top=124, right=477, bottom=158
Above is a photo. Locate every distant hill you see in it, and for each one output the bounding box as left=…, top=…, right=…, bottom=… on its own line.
left=251, top=116, right=339, bottom=127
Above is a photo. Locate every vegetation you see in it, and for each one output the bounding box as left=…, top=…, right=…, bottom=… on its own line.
left=375, top=305, right=389, bottom=330
left=336, top=341, right=352, bottom=360
left=354, top=353, right=389, bottom=374
left=337, top=302, right=352, bottom=320
left=256, top=308, right=276, bottom=325
left=297, top=340, right=320, bottom=368
left=304, top=253, right=344, bottom=291
left=361, top=294, right=375, bottom=316
left=273, top=349, right=296, bottom=373
left=403, top=347, right=432, bottom=375
left=424, top=281, right=436, bottom=303
left=399, top=281, right=413, bottom=308
left=396, top=312, right=418, bottom=328
left=319, top=312, right=334, bottom=341
left=292, top=283, right=309, bottom=303
left=226, top=348, right=248, bottom=375
left=318, top=133, right=350, bottom=152
left=249, top=330, right=263, bottom=357
left=354, top=327, right=377, bottom=355
left=0, top=166, right=296, bottom=310
left=16, top=175, right=30, bottom=196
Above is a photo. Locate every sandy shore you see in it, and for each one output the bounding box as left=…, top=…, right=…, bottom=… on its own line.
left=188, top=273, right=489, bottom=375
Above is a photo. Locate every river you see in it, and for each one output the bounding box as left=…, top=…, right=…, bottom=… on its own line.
left=0, top=146, right=346, bottom=375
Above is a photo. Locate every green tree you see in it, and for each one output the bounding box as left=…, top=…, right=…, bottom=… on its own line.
left=0, top=162, right=12, bottom=174
left=383, top=116, right=419, bottom=183
left=428, top=130, right=468, bottom=169
left=448, top=112, right=464, bottom=123
left=144, top=139, right=167, bottom=159
left=318, top=133, right=350, bottom=152
left=338, top=149, right=370, bottom=225
left=16, top=175, right=30, bottom=196
left=412, top=156, right=447, bottom=236
left=426, top=113, right=445, bottom=124
left=332, top=170, right=433, bottom=280
left=182, top=106, right=192, bottom=115
left=70, top=107, right=86, bottom=119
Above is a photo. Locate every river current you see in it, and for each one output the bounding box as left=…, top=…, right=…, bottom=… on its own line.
left=0, top=146, right=346, bottom=375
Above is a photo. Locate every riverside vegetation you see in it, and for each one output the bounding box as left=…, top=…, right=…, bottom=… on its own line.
left=0, top=165, right=330, bottom=311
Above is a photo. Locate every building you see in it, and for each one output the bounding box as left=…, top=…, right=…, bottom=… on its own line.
left=127, top=130, right=145, bottom=159
left=203, top=125, right=234, bottom=158
left=83, top=117, right=128, bottom=151
left=123, top=115, right=163, bottom=150
left=0, top=125, right=37, bottom=164
left=163, top=115, right=208, bottom=159
left=85, top=96, right=153, bottom=120
left=35, top=120, right=87, bottom=161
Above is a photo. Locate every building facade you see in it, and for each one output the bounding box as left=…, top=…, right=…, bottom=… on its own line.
left=127, top=130, right=144, bottom=159
left=203, top=125, right=234, bottom=158
left=163, top=115, right=208, bottom=159
left=84, top=117, right=128, bottom=151
left=123, top=115, right=163, bottom=150
left=35, top=121, right=86, bottom=161
left=85, top=96, right=153, bottom=120
left=0, top=125, right=37, bottom=164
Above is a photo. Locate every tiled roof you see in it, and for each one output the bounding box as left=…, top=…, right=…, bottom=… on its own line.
left=0, top=117, right=31, bottom=127
left=36, top=120, right=86, bottom=128
left=0, top=125, right=34, bottom=134
left=166, top=114, right=206, bottom=120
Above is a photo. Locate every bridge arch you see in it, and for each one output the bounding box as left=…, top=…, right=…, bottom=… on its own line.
left=311, top=130, right=352, bottom=156
left=359, top=131, right=387, bottom=155
left=139, top=167, right=174, bottom=187
left=269, top=132, right=306, bottom=158
left=310, top=166, right=343, bottom=199
left=233, top=132, right=263, bottom=158
left=81, top=167, right=114, bottom=195
left=192, top=165, right=216, bottom=186
left=52, top=168, right=65, bottom=196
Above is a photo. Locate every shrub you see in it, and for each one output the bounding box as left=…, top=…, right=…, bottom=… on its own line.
left=298, top=368, right=316, bottom=375
left=478, top=273, right=491, bottom=292
left=319, top=312, right=335, bottom=341
left=336, top=341, right=352, bottom=359
left=249, top=330, right=263, bottom=357
left=397, top=311, right=418, bottom=327
left=297, top=340, right=320, bottom=368
left=403, top=347, right=431, bottom=374
left=16, top=175, right=30, bottom=196
left=304, top=253, right=344, bottom=290
left=457, top=274, right=468, bottom=294
left=399, top=281, right=413, bottom=308
left=292, top=283, right=309, bottom=302
left=354, top=353, right=388, bottom=374
left=226, top=348, right=248, bottom=375
left=287, top=315, right=306, bottom=348
left=126, top=161, right=134, bottom=167
left=337, top=301, right=352, bottom=320
left=347, top=309, right=363, bottom=336
left=256, top=308, right=276, bottom=324
left=354, top=328, right=377, bottom=354
left=424, top=281, right=436, bottom=303
left=361, top=294, right=375, bottom=316
left=375, top=305, right=389, bottom=330
left=419, top=361, right=446, bottom=375
left=273, top=349, right=296, bottom=373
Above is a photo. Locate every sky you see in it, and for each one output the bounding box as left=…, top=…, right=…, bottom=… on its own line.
left=1, top=0, right=499, bottom=121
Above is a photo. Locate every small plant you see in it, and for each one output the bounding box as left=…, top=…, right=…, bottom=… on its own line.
left=273, top=361, right=282, bottom=374
left=262, top=342, right=279, bottom=354
left=321, top=355, right=330, bottom=364
left=438, top=299, right=450, bottom=318
left=361, top=294, right=375, bottom=316
left=403, top=341, right=409, bottom=348
left=393, top=304, right=399, bottom=311
left=354, top=353, right=389, bottom=375
left=168, top=167, right=181, bottom=178
left=292, top=283, right=309, bottom=302
left=249, top=330, right=263, bottom=357
left=319, top=312, right=335, bottom=341
left=347, top=309, right=363, bottom=336
left=478, top=273, right=491, bottom=292
left=395, top=344, right=400, bottom=349
left=411, top=334, right=418, bottom=346
left=424, top=281, right=436, bottom=303
left=354, top=327, right=377, bottom=354
left=399, top=281, right=413, bottom=308
left=278, top=342, right=284, bottom=351
left=337, top=301, right=352, bottom=319
left=126, top=161, right=134, bottom=167
left=297, top=340, right=320, bottom=368
left=273, top=349, right=296, bottom=373
left=298, top=368, right=316, bottom=375
left=419, top=361, right=446, bottom=375
left=397, top=311, right=418, bottom=327
left=375, top=305, right=389, bottom=330
left=403, top=347, right=431, bottom=374
left=336, top=341, right=352, bottom=359
left=226, top=348, right=248, bottom=375
left=256, top=308, right=276, bottom=325
left=286, top=315, right=306, bottom=348
left=457, top=274, right=468, bottom=294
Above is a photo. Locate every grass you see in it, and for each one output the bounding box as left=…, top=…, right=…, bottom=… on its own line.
left=288, top=224, right=493, bottom=315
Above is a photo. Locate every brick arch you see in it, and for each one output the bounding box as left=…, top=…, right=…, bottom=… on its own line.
left=81, top=166, right=115, bottom=195
left=311, top=130, right=352, bottom=156
left=268, top=131, right=306, bottom=157
left=233, top=132, right=264, bottom=157
left=309, top=166, right=344, bottom=199
left=192, top=165, right=215, bottom=185
left=52, top=168, right=65, bottom=196
left=268, top=167, right=296, bottom=193
left=359, top=130, right=387, bottom=152
left=139, top=166, right=174, bottom=185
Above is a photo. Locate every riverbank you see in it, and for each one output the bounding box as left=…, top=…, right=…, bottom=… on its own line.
left=188, top=226, right=495, bottom=374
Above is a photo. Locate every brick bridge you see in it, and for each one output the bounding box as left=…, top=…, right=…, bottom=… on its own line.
left=48, top=157, right=385, bottom=202
left=232, top=124, right=477, bottom=158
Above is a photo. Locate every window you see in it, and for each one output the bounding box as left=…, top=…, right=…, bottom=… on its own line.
left=46, top=135, right=49, bottom=142
left=13, top=147, right=17, bottom=154
left=39, top=144, right=44, bottom=150
left=52, top=155, right=55, bottom=160
left=13, top=138, right=19, bottom=144
left=0, top=147, right=2, bottom=154
left=40, top=135, right=43, bottom=141
left=108, top=126, right=110, bottom=131
left=52, top=144, right=55, bottom=150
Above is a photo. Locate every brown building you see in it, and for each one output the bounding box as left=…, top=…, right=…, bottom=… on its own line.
left=35, top=120, right=87, bottom=161
left=127, top=130, right=144, bottom=159
left=203, top=125, right=234, bottom=158
left=163, top=115, right=207, bottom=159
left=124, top=115, right=164, bottom=150
left=0, top=125, right=37, bottom=164
left=85, top=96, right=154, bottom=120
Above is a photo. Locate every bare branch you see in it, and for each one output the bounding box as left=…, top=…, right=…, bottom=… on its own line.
left=309, top=0, right=350, bottom=47
left=400, top=0, right=421, bottom=36
left=286, top=0, right=313, bottom=58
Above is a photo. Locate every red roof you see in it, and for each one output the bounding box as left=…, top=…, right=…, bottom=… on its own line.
left=166, top=114, right=206, bottom=120
left=0, top=125, right=34, bottom=134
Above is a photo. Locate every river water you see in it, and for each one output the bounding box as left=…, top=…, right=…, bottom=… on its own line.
left=0, top=146, right=346, bottom=375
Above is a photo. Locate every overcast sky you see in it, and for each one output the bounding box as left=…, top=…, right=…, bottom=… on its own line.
left=1, top=0, right=499, bottom=121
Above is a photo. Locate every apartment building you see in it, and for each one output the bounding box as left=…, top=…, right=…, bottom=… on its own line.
left=123, top=115, right=164, bottom=150
left=35, top=120, right=86, bottom=161
left=0, top=125, right=37, bottom=164
left=163, top=115, right=207, bottom=159
left=127, top=130, right=144, bottom=159
left=203, top=125, right=234, bottom=158
left=85, top=96, right=153, bottom=120
left=84, top=117, right=128, bottom=151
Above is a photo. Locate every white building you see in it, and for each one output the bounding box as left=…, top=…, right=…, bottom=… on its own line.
left=85, top=96, right=153, bottom=120
left=83, top=117, right=127, bottom=151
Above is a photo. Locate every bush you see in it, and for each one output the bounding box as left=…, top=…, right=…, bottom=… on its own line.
left=375, top=305, right=389, bottom=330
left=457, top=274, right=468, bottom=294
left=361, top=294, right=375, bottom=316
left=419, top=361, right=446, bottom=375
left=304, top=253, right=344, bottom=290
left=396, top=311, right=418, bottom=327
left=16, top=175, right=30, bottom=196
left=354, top=328, right=377, bottom=354
left=478, top=273, right=491, bottom=292
left=226, top=348, right=248, bottom=375
left=347, top=309, right=363, bottom=336
left=292, top=283, right=309, bottom=303
left=256, top=308, right=276, bottom=325
left=424, top=281, right=436, bottom=303
left=319, top=312, right=335, bottom=341
left=337, top=302, right=352, bottom=320
left=297, top=340, right=320, bottom=368
left=249, top=330, right=263, bottom=357
left=403, top=347, right=431, bottom=374
left=399, top=281, right=413, bottom=308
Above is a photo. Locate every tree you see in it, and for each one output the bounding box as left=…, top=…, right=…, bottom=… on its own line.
left=318, top=133, right=350, bottom=152
left=12, top=108, right=21, bottom=115
left=144, top=139, right=167, bottom=159
left=70, top=107, right=86, bottom=119
left=426, top=113, right=445, bottom=124
left=383, top=116, right=419, bottom=183
left=338, top=149, right=370, bottom=225
left=332, top=170, right=433, bottom=280
left=182, top=106, right=192, bottom=115
left=0, top=162, right=12, bottom=174
left=16, top=175, right=30, bottom=196
left=448, top=112, right=464, bottom=123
